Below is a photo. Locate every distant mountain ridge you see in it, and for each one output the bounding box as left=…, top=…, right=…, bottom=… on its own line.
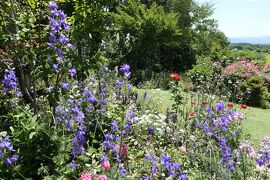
left=229, top=36, right=270, bottom=44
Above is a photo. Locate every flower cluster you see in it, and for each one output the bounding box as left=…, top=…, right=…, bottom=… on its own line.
left=256, top=136, right=270, bottom=169
left=219, top=136, right=235, bottom=172
left=0, top=135, right=19, bottom=166
left=161, top=153, right=181, bottom=177
left=2, top=68, right=21, bottom=96
left=144, top=151, right=158, bottom=176
left=223, top=59, right=261, bottom=77
left=55, top=96, right=86, bottom=169
left=55, top=97, right=85, bottom=131
left=48, top=1, right=75, bottom=76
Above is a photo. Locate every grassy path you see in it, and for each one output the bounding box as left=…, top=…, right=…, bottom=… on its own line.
left=137, top=88, right=270, bottom=146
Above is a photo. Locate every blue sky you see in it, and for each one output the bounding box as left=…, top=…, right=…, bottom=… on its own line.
left=196, top=0, right=270, bottom=37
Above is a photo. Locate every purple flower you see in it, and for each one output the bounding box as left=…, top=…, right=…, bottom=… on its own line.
left=111, top=120, right=118, bottom=131
left=143, top=175, right=151, bottom=180
left=69, top=68, right=77, bottom=77
left=119, top=165, right=126, bottom=176
left=53, top=64, right=59, bottom=72
left=203, top=121, right=212, bottom=136
left=49, top=32, right=57, bottom=42
left=58, top=34, right=69, bottom=44
left=67, top=43, right=73, bottom=49
left=58, top=10, right=66, bottom=19
left=0, top=136, right=15, bottom=152
left=70, top=160, right=77, bottom=169
left=100, top=154, right=108, bottom=163
left=56, top=56, right=63, bottom=63
left=2, top=68, right=17, bottom=93
left=216, top=101, right=225, bottom=112
left=4, top=155, right=19, bottom=166
left=71, top=125, right=86, bottom=157
left=61, top=82, right=70, bottom=90
left=49, top=1, right=57, bottom=11
left=115, top=80, right=122, bottom=89
left=120, top=64, right=131, bottom=78
left=178, top=173, right=189, bottom=180
left=47, top=86, right=54, bottom=93
left=148, top=127, right=154, bottom=136
left=151, top=163, right=158, bottom=174
left=0, top=151, right=4, bottom=158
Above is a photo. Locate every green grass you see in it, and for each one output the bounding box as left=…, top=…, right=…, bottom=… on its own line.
left=136, top=88, right=270, bottom=146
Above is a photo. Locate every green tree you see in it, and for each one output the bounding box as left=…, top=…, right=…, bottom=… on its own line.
left=112, top=0, right=180, bottom=72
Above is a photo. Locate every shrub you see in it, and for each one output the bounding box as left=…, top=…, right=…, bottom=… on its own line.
left=241, top=76, right=270, bottom=108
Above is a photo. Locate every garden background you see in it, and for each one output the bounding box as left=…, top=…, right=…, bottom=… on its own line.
left=0, top=0, right=270, bottom=179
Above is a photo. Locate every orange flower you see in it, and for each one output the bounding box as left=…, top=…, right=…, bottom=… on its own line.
left=191, top=101, right=196, bottom=105
left=169, top=73, right=181, bottom=81
left=240, top=105, right=248, bottom=109
left=201, top=101, right=207, bottom=105
left=227, top=103, right=234, bottom=109
left=189, top=111, right=196, bottom=117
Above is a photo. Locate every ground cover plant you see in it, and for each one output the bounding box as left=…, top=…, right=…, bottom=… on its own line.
left=0, top=0, right=270, bottom=179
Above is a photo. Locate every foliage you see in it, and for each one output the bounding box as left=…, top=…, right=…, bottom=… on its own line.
left=112, top=0, right=180, bottom=72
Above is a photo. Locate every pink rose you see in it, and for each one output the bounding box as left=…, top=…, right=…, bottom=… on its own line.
left=79, top=171, right=93, bottom=180
left=96, top=175, right=109, bottom=180
left=102, top=160, right=110, bottom=171
left=178, top=146, right=187, bottom=153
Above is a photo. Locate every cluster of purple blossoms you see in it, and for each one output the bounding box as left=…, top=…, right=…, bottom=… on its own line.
left=71, top=125, right=86, bottom=158
left=256, top=151, right=270, bottom=168
left=48, top=1, right=75, bottom=77
left=2, top=68, right=21, bottom=96
left=144, top=151, right=158, bottom=176
left=0, top=135, right=19, bottom=166
left=196, top=102, right=241, bottom=173
left=55, top=98, right=85, bottom=131
left=161, top=153, right=181, bottom=177
left=219, top=136, right=235, bottom=172
left=84, top=86, right=98, bottom=105
left=122, top=109, right=136, bottom=135
left=55, top=97, right=86, bottom=169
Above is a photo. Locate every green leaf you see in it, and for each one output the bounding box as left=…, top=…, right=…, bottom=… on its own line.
left=29, top=132, right=36, bottom=139
left=0, top=131, right=7, bottom=137
left=26, top=0, right=36, bottom=9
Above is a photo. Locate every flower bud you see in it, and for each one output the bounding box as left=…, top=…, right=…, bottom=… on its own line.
left=102, top=160, right=110, bottom=171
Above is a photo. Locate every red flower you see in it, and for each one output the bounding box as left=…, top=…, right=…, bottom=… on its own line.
left=227, top=103, right=234, bottom=109
left=201, top=101, right=207, bottom=105
left=189, top=111, right=196, bottom=117
left=169, top=73, right=181, bottom=81
left=191, top=101, right=196, bottom=105
left=240, top=105, right=248, bottom=109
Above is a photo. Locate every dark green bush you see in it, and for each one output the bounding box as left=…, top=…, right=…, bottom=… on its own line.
left=240, top=76, right=269, bottom=108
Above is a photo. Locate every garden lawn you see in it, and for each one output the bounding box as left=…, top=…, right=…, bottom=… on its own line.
left=137, top=88, right=270, bottom=146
